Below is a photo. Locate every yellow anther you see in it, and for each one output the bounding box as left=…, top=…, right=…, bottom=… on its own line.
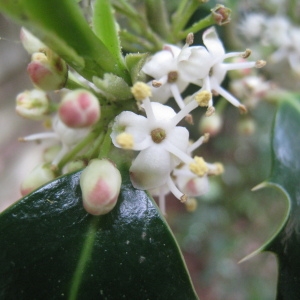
left=189, top=156, right=208, bottom=176
left=185, top=198, right=197, bottom=212
left=116, top=132, right=134, bottom=149
left=195, top=90, right=212, bottom=107
left=209, top=162, right=224, bottom=176
left=131, top=82, right=152, bottom=101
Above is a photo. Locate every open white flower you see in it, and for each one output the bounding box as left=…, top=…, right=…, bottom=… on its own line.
left=111, top=82, right=212, bottom=201
left=192, top=27, right=266, bottom=114
left=20, top=115, right=90, bottom=166
left=142, top=44, right=190, bottom=108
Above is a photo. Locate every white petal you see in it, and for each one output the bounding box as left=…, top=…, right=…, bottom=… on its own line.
left=178, top=46, right=211, bottom=82
left=203, top=27, right=225, bottom=58
left=130, top=146, right=171, bottom=190
left=111, top=111, right=149, bottom=146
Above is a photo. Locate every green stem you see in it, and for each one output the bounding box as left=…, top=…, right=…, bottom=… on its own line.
left=171, top=0, right=199, bottom=39
left=57, top=131, right=98, bottom=171
left=85, top=132, right=105, bottom=160
left=68, top=217, right=99, bottom=300
left=145, top=0, right=170, bottom=40
left=178, top=14, right=215, bottom=40
left=65, top=71, right=92, bottom=91
left=98, top=128, right=113, bottom=159
left=119, top=30, right=156, bottom=52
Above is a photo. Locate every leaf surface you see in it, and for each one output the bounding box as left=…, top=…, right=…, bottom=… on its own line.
left=256, top=98, right=300, bottom=300
left=0, top=170, right=198, bottom=299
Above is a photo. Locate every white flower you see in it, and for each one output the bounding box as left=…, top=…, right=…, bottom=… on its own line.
left=191, top=27, right=266, bottom=114
left=142, top=44, right=190, bottom=108
left=20, top=115, right=90, bottom=166
left=111, top=82, right=211, bottom=201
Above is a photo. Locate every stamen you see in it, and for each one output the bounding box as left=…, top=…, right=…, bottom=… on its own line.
left=116, top=132, right=134, bottom=149
left=169, top=83, right=185, bottom=109
left=208, top=162, right=224, bottom=175
left=195, top=90, right=212, bottom=107
left=169, top=100, right=198, bottom=127
left=238, top=105, right=248, bottom=114
left=188, top=133, right=210, bottom=153
left=131, top=82, right=152, bottom=101
left=185, top=33, right=194, bottom=46
left=255, top=60, right=266, bottom=68
left=19, top=132, right=58, bottom=142
left=167, top=176, right=186, bottom=202
left=213, top=85, right=241, bottom=108
left=241, top=49, right=252, bottom=59
left=205, top=106, right=215, bottom=116
left=163, top=140, right=194, bottom=165
left=189, top=156, right=208, bottom=176
left=222, top=61, right=256, bottom=71
left=152, top=80, right=162, bottom=88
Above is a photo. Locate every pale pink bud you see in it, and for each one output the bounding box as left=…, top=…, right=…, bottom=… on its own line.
left=199, top=113, right=223, bottom=136
left=16, top=89, right=50, bottom=121
left=20, top=163, right=56, bottom=196
left=178, top=176, right=210, bottom=197
left=27, top=52, right=68, bottom=91
left=20, top=27, right=46, bottom=54
left=80, top=159, right=122, bottom=215
left=58, top=89, right=100, bottom=128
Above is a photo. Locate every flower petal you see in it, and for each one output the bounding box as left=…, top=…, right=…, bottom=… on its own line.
left=203, top=27, right=225, bottom=58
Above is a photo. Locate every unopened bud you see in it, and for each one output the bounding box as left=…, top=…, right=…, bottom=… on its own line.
left=58, top=89, right=100, bottom=128
left=20, top=27, right=46, bottom=54
left=199, top=113, right=223, bottom=136
left=27, top=51, right=68, bottom=91
left=20, top=163, right=56, bottom=196
left=16, top=89, right=50, bottom=120
left=80, top=159, right=122, bottom=215
left=177, top=173, right=210, bottom=197
left=211, top=4, right=231, bottom=26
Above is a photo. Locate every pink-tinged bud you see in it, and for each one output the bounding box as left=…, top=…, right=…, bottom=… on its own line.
left=211, top=4, right=231, bottom=26
left=20, top=27, right=46, bottom=54
left=27, top=51, right=68, bottom=91
left=16, top=89, right=50, bottom=120
left=58, top=89, right=101, bottom=128
left=177, top=175, right=210, bottom=197
left=80, top=159, right=122, bottom=215
left=20, top=163, right=56, bottom=197
left=199, top=113, right=223, bottom=136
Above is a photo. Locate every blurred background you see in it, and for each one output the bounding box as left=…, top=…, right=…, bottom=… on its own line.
left=1, top=0, right=299, bottom=298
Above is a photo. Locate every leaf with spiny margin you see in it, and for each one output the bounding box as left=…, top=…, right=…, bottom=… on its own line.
left=0, top=169, right=198, bottom=299
left=0, top=0, right=130, bottom=82
left=247, top=98, right=300, bottom=300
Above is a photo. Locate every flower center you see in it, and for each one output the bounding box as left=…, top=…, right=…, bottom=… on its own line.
left=151, top=128, right=166, bottom=143
left=167, top=71, right=178, bottom=83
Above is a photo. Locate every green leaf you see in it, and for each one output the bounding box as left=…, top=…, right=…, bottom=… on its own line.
left=92, top=0, right=125, bottom=71
left=248, top=98, right=300, bottom=299
left=0, top=170, right=198, bottom=299
left=0, top=0, right=130, bottom=82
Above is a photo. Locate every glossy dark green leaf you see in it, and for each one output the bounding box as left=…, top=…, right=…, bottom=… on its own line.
left=0, top=170, right=198, bottom=299
left=0, top=0, right=130, bottom=82
left=257, top=98, right=300, bottom=300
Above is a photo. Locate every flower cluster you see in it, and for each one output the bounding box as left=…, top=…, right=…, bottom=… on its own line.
left=110, top=27, right=265, bottom=213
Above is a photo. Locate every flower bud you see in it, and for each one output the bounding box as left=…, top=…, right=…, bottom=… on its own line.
left=176, top=174, right=210, bottom=197
left=199, top=113, right=223, bottom=136
left=58, top=89, right=100, bottom=128
left=16, top=89, right=50, bottom=120
left=211, top=4, right=231, bottom=26
left=80, top=159, right=122, bottom=215
left=20, top=27, right=46, bottom=54
left=20, top=163, right=56, bottom=196
left=27, top=51, right=68, bottom=91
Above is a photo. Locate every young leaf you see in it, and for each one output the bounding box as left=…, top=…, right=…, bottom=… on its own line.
left=93, top=0, right=125, bottom=71
left=249, top=98, right=300, bottom=299
left=0, top=170, right=198, bottom=299
left=0, top=0, right=130, bottom=82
